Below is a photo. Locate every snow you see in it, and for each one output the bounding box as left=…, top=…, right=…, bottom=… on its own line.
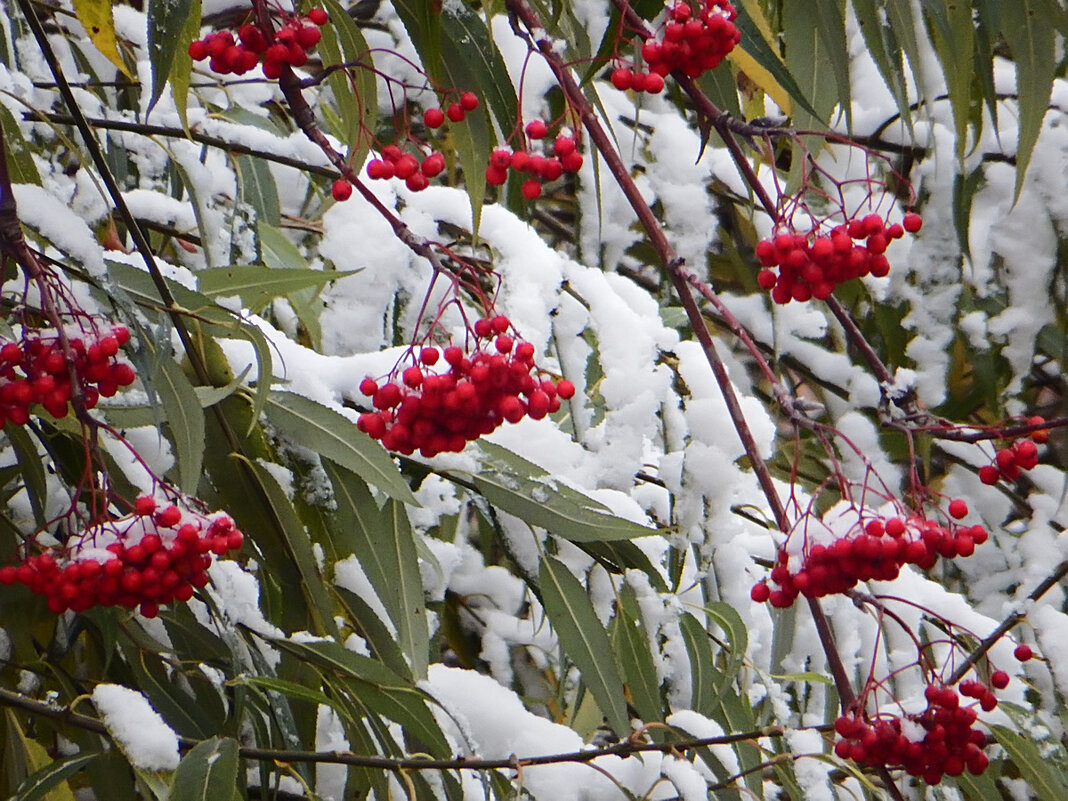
left=91, top=684, right=181, bottom=771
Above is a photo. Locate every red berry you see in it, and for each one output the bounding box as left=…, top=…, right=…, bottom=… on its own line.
left=525, top=120, right=548, bottom=140
left=308, top=8, right=329, bottom=25
left=750, top=582, right=770, bottom=602
left=978, top=464, right=1000, bottom=485
left=188, top=40, right=209, bottom=61
left=296, top=25, right=322, bottom=49
left=135, top=497, right=157, bottom=516
left=419, top=348, right=439, bottom=366
left=643, top=73, right=665, bottom=94
left=1014, top=643, right=1033, bottom=662
left=521, top=179, right=541, bottom=199
left=990, top=670, right=1010, bottom=689
left=556, top=379, right=575, bottom=399
left=446, top=104, right=465, bottom=123
left=421, top=153, right=445, bottom=178
left=948, top=499, right=968, bottom=519
left=424, top=108, right=445, bottom=128
left=359, top=377, right=378, bottom=396
left=902, top=212, right=923, bottom=233
left=459, top=91, right=479, bottom=111
left=332, top=179, right=353, bottom=202
left=610, top=68, right=633, bottom=90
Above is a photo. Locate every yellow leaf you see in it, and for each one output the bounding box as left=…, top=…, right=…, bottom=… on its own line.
left=72, top=0, right=132, bottom=78
left=729, top=46, right=793, bottom=117
left=6, top=711, right=78, bottom=801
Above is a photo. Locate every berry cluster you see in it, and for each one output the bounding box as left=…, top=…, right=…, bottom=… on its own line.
left=833, top=685, right=991, bottom=784
left=356, top=316, right=576, bottom=457
left=611, top=1, right=740, bottom=91
left=0, top=326, right=135, bottom=425
left=0, top=498, right=243, bottom=618
left=188, top=8, right=329, bottom=78
left=978, top=418, right=1046, bottom=484
left=485, top=129, right=584, bottom=199
left=755, top=212, right=922, bottom=304
left=361, top=144, right=448, bottom=194
left=424, top=91, right=480, bottom=127
left=751, top=506, right=987, bottom=608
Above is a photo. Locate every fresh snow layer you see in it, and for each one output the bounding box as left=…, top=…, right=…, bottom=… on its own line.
left=91, top=684, right=180, bottom=771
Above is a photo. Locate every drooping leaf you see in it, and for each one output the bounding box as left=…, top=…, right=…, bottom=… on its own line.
left=851, top=0, right=912, bottom=131
left=265, top=391, right=416, bottom=504
left=0, top=104, right=42, bottom=185
left=12, top=752, right=96, bottom=801
left=235, top=154, right=280, bottom=227
left=72, top=0, right=131, bottom=78
left=146, top=0, right=194, bottom=115
left=538, top=555, right=630, bottom=737
left=610, top=583, right=662, bottom=724
left=317, top=0, right=378, bottom=172
left=197, top=266, right=359, bottom=310
left=152, top=358, right=204, bottom=495
left=168, top=0, right=200, bottom=131
left=920, top=0, right=975, bottom=161
left=991, top=726, right=1068, bottom=801
left=169, top=737, right=238, bottom=801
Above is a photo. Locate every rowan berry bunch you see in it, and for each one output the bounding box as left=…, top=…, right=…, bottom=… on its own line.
left=978, top=417, right=1047, bottom=485
left=356, top=315, right=576, bottom=457
left=751, top=502, right=986, bottom=608
left=0, top=325, right=135, bottom=425
left=361, top=144, right=448, bottom=194
left=610, top=0, right=739, bottom=92
left=188, top=7, right=330, bottom=78
left=833, top=684, right=992, bottom=784
left=485, top=128, right=584, bottom=199
left=0, top=497, right=243, bottom=618
left=755, top=212, right=922, bottom=304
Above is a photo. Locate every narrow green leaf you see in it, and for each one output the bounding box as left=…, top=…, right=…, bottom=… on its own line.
left=170, top=738, right=238, bottom=801
left=0, top=105, right=42, bottom=185
left=991, top=725, right=1068, bottom=801
left=231, top=676, right=334, bottom=708
left=235, top=154, right=280, bottom=227
left=146, top=0, right=194, bottom=115
left=12, top=752, right=96, bottom=801
left=703, top=601, right=747, bottom=698
left=152, top=359, right=204, bottom=494
left=258, top=223, right=306, bottom=271
left=170, top=0, right=200, bottom=131
left=318, top=0, right=377, bottom=171
left=678, top=612, right=718, bottom=716
left=539, top=555, right=630, bottom=737
left=810, top=0, right=852, bottom=129
left=952, top=768, right=1004, bottom=801
left=920, top=0, right=974, bottom=160
left=6, top=424, right=47, bottom=527
left=197, top=266, right=358, bottom=309
left=998, top=0, right=1057, bottom=199
left=334, top=586, right=413, bottom=680
left=851, top=0, right=912, bottom=131
left=455, top=441, right=654, bottom=543
left=611, top=584, right=661, bottom=723
left=783, top=0, right=840, bottom=130
left=265, top=391, right=416, bottom=504
left=323, top=462, right=427, bottom=679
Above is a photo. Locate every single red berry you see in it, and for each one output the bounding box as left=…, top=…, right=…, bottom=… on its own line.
left=521, top=179, right=542, bottom=199
left=405, top=172, right=430, bottom=192
left=610, top=68, right=633, bottom=90
left=296, top=25, right=322, bottom=49
left=978, top=464, right=1000, bottom=485
left=485, top=165, right=509, bottom=186
left=561, top=152, right=583, bottom=172
left=359, top=377, right=378, bottom=396
left=421, top=153, right=445, bottom=178
left=750, top=582, right=770, bottom=602
left=902, top=212, right=923, bottom=233
left=1014, top=643, right=1033, bottom=662
left=990, top=670, right=1010, bottom=689
left=308, top=8, right=329, bottom=25
left=366, top=159, right=394, bottom=180
left=948, top=499, right=968, bottom=519
left=135, top=496, right=157, bottom=516
left=525, top=120, right=548, bottom=140
left=423, top=108, right=445, bottom=128
left=643, top=73, right=665, bottom=94
left=188, top=40, right=209, bottom=61
left=419, top=348, right=439, bottom=366
left=459, top=91, right=479, bottom=111
left=556, top=379, right=575, bottom=399
left=446, top=104, right=465, bottom=123
left=332, top=179, right=353, bottom=202
left=156, top=506, right=182, bottom=528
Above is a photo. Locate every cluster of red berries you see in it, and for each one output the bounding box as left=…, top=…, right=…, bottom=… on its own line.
left=751, top=504, right=986, bottom=608
left=357, top=316, right=576, bottom=457
left=978, top=418, right=1047, bottom=484
left=358, top=144, right=448, bottom=194
left=755, top=212, right=922, bottom=304
left=833, top=684, right=991, bottom=784
left=423, top=92, right=480, bottom=128
left=611, top=1, right=739, bottom=92
left=486, top=128, right=584, bottom=199
left=188, top=8, right=329, bottom=78
left=0, top=326, right=135, bottom=425
left=0, top=498, right=243, bottom=619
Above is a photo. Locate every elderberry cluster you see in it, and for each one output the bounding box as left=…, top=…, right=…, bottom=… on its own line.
left=486, top=127, right=584, bottom=199
left=756, top=212, right=922, bottom=304
left=188, top=8, right=329, bottom=78
left=978, top=417, right=1046, bottom=484
left=834, top=685, right=992, bottom=784
left=357, top=316, right=576, bottom=457
left=0, top=498, right=243, bottom=618
left=751, top=505, right=987, bottom=608
left=0, top=326, right=135, bottom=425
left=611, top=1, right=739, bottom=92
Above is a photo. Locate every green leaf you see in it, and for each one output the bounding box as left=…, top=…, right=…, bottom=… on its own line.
left=265, top=391, right=416, bottom=504
left=0, top=104, right=42, bottom=185
left=703, top=601, right=747, bottom=699
left=169, top=0, right=200, bottom=131
left=610, top=584, right=661, bottom=724
left=678, top=612, right=718, bottom=717
left=538, top=555, right=630, bottom=737
left=782, top=0, right=840, bottom=130
left=997, top=0, right=1057, bottom=199
left=235, top=154, right=280, bottom=227
left=258, top=223, right=306, bottom=271
left=322, top=462, right=428, bottom=680
left=231, top=676, right=334, bottom=708
left=334, top=586, right=413, bottom=680
left=851, top=0, right=913, bottom=131
left=197, top=266, right=359, bottom=310
left=152, top=359, right=204, bottom=495
left=169, top=738, right=238, bottom=801
left=808, top=0, right=852, bottom=129
left=317, top=0, right=377, bottom=171
left=952, top=768, right=1004, bottom=801
left=12, top=752, right=96, bottom=801
left=991, top=725, right=1068, bottom=801
left=455, top=441, right=654, bottom=543
left=146, top=0, right=194, bottom=115
left=920, top=0, right=974, bottom=161
left=6, top=423, right=47, bottom=527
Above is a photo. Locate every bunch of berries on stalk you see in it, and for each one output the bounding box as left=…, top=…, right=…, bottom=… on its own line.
left=485, top=126, right=584, bottom=199
left=751, top=502, right=986, bottom=608
left=610, top=0, right=740, bottom=91
left=362, top=144, right=448, bottom=194
left=755, top=212, right=922, bottom=304
left=0, top=326, right=135, bottom=425
left=978, top=417, right=1047, bottom=485
left=188, top=8, right=330, bottom=78
left=424, top=91, right=480, bottom=127
left=357, top=315, right=576, bottom=457
left=833, top=683, right=993, bottom=784
left=0, top=497, right=244, bottom=618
